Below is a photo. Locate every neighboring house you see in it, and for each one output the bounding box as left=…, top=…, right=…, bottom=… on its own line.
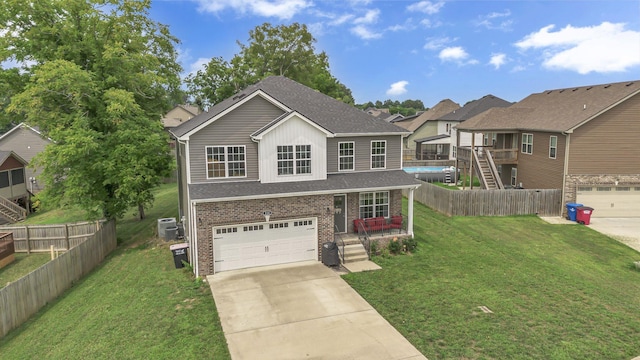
left=170, top=76, right=420, bottom=276
left=162, top=104, right=202, bottom=130
left=0, top=123, right=52, bottom=194
left=414, top=95, right=511, bottom=161
left=391, top=99, right=460, bottom=159
left=456, top=80, right=640, bottom=217
left=0, top=151, right=29, bottom=222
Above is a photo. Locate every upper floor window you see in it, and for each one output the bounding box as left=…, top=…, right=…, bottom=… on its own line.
left=549, top=136, right=557, bottom=159
left=278, top=145, right=311, bottom=175
left=371, top=140, right=386, bottom=169
left=484, top=133, right=496, bottom=146
left=338, top=142, right=355, bottom=171
left=521, top=133, right=533, bottom=155
left=206, top=146, right=246, bottom=179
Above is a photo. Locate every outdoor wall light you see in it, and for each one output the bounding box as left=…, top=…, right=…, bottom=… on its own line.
left=262, top=211, right=272, bottom=222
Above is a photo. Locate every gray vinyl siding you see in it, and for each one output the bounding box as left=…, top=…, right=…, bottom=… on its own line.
left=568, top=93, right=640, bottom=174
left=188, top=96, right=285, bottom=183
left=516, top=131, right=566, bottom=189
left=327, top=135, right=403, bottom=173
left=0, top=127, right=51, bottom=193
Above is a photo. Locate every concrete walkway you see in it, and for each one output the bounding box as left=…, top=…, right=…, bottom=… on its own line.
left=207, top=261, right=426, bottom=360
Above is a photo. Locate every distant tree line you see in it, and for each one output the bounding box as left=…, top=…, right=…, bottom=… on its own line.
left=356, top=99, right=427, bottom=117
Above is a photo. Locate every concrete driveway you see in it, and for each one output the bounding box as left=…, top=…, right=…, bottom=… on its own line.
left=207, top=261, right=426, bottom=360
left=587, top=218, right=640, bottom=253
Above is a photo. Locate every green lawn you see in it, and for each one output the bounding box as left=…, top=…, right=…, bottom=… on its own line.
left=0, top=253, right=51, bottom=286
left=343, top=201, right=640, bottom=359
left=0, top=183, right=230, bottom=359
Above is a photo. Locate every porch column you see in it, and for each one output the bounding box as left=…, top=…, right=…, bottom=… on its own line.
left=408, top=187, right=415, bottom=238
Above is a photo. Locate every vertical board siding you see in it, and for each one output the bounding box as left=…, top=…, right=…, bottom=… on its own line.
left=327, top=135, right=402, bottom=172
left=406, top=181, right=561, bottom=216
left=0, top=221, right=104, bottom=252
left=0, top=220, right=116, bottom=338
left=189, top=96, right=286, bottom=183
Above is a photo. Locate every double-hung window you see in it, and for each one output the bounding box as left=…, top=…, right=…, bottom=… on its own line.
left=371, top=140, right=386, bottom=169
left=278, top=145, right=311, bottom=175
left=359, top=191, right=389, bottom=219
left=206, top=146, right=246, bottom=178
left=338, top=142, right=354, bottom=171
left=549, top=136, right=557, bottom=159
left=521, top=133, right=533, bottom=155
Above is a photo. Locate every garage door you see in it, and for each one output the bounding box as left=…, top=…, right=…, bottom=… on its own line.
left=576, top=185, right=640, bottom=217
left=213, top=217, right=318, bottom=272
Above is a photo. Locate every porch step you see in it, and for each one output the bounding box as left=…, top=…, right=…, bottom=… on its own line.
left=342, top=243, right=369, bottom=263
left=342, top=238, right=361, bottom=246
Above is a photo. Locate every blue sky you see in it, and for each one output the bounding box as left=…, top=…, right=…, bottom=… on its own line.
left=154, top=1, right=639, bottom=106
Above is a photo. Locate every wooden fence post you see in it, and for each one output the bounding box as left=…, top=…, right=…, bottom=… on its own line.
left=64, top=224, right=70, bottom=251
left=25, top=225, right=30, bottom=255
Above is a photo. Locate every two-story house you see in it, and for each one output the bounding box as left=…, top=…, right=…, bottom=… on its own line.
left=170, top=76, right=420, bottom=276
left=456, top=80, right=640, bottom=217
left=0, top=123, right=52, bottom=194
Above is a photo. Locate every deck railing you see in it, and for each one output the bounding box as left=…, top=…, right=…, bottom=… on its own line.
left=489, top=148, right=519, bottom=164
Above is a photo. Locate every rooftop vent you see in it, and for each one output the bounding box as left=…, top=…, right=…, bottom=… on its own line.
left=232, top=93, right=247, bottom=101
left=586, top=86, right=593, bottom=90
left=572, top=88, right=579, bottom=91
left=604, top=84, right=611, bottom=88
left=626, top=82, right=635, bottom=86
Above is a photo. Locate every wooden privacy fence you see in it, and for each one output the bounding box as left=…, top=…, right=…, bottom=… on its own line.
left=406, top=181, right=562, bottom=217
left=0, top=220, right=116, bottom=338
left=0, top=221, right=105, bottom=253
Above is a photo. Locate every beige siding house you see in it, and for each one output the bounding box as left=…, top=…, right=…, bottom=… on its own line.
left=457, top=80, right=640, bottom=218
left=170, top=76, right=420, bottom=276
left=0, top=123, right=52, bottom=193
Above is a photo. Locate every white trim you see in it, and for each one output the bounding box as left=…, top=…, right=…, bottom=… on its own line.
left=337, top=141, right=355, bottom=172
left=251, top=111, right=333, bottom=140
left=334, top=132, right=408, bottom=137
left=370, top=140, right=387, bottom=170
left=549, top=135, right=558, bottom=159
left=0, top=122, right=53, bottom=142
left=358, top=191, right=390, bottom=219
left=191, top=184, right=421, bottom=204
left=191, top=201, right=199, bottom=276
left=521, top=133, right=533, bottom=155
left=205, top=145, right=248, bottom=179
left=408, top=188, right=415, bottom=238
left=185, top=141, right=192, bottom=184
left=177, top=90, right=292, bottom=140
left=276, top=144, right=311, bottom=176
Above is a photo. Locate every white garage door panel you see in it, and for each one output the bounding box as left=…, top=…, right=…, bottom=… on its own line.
left=576, top=186, right=640, bottom=218
left=213, top=218, right=318, bottom=273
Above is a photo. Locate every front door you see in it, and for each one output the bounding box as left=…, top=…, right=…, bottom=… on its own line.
left=333, top=195, right=347, bottom=233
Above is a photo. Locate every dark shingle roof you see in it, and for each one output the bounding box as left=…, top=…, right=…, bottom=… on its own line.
left=172, top=76, right=409, bottom=138
left=392, top=99, right=460, bottom=132
left=438, top=95, right=512, bottom=121
left=413, top=134, right=450, bottom=143
left=189, top=170, right=420, bottom=201
left=457, top=80, right=640, bottom=132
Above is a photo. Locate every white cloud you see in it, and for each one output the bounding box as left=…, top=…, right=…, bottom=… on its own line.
left=354, top=9, right=380, bottom=25
left=489, top=53, right=507, bottom=69
left=386, top=81, right=409, bottom=96
left=420, top=18, right=442, bottom=28
left=475, top=10, right=513, bottom=31
left=515, top=22, right=640, bottom=74
left=439, top=46, right=478, bottom=65
left=407, top=1, right=445, bottom=15
left=351, top=25, right=382, bottom=39
left=188, top=57, right=211, bottom=75
left=510, top=65, right=526, bottom=73
left=195, top=0, right=311, bottom=20
left=424, top=36, right=455, bottom=50
left=330, top=14, right=355, bottom=26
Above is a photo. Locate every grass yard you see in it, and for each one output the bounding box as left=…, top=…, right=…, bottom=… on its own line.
left=343, top=201, right=640, bottom=360
left=0, top=183, right=230, bottom=359
left=0, top=253, right=51, bottom=286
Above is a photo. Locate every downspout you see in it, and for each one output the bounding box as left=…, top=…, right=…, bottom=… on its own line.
left=191, top=201, right=199, bottom=276
left=560, top=131, right=571, bottom=217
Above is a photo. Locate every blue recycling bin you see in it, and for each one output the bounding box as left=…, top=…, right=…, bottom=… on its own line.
left=565, top=203, right=583, bottom=221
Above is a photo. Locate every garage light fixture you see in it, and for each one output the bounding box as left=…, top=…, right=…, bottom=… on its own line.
left=262, top=211, right=272, bottom=222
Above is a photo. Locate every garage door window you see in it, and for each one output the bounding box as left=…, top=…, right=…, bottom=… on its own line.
left=243, top=225, right=264, bottom=231
left=216, top=227, right=238, bottom=235
left=269, top=222, right=289, bottom=229
left=294, top=220, right=313, bottom=226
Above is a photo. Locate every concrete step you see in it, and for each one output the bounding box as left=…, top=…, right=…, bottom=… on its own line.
left=343, top=253, right=370, bottom=263
left=341, top=238, right=361, bottom=246
left=344, top=244, right=367, bottom=255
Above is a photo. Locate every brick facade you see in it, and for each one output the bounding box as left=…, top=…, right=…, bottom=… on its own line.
left=564, top=174, right=640, bottom=204
left=195, top=194, right=333, bottom=275
left=194, top=189, right=405, bottom=275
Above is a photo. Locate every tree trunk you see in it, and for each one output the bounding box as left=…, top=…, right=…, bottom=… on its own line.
left=138, top=203, right=145, bottom=220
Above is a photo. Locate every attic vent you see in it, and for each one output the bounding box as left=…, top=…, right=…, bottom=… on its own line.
left=586, top=86, right=593, bottom=90
left=559, top=89, right=565, bottom=93
left=627, top=82, right=635, bottom=86
left=233, top=93, right=247, bottom=100
left=604, top=84, right=611, bottom=88
left=546, top=91, right=553, bottom=94
left=572, top=88, right=579, bottom=91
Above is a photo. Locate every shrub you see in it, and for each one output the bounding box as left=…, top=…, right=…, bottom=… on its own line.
left=402, top=237, right=418, bottom=253
left=370, top=240, right=378, bottom=256
left=388, top=237, right=402, bottom=254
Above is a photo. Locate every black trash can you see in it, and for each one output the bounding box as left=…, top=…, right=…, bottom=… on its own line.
left=322, top=242, right=339, bottom=267
left=170, top=243, right=189, bottom=269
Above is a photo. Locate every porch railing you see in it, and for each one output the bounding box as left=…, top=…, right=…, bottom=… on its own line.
left=489, top=148, right=518, bottom=164
left=485, top=150, right=505, bottom=189
left=356, top=221, right=371, bottom=260
left=334, top=225, right=345, bottom=264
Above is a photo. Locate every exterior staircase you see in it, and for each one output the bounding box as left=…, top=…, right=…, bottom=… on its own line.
left=341, top=237, right=369, bottom=263
left=477, top=156, right=500, bottom=190
left=0, top=197, right=27, bottom=223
